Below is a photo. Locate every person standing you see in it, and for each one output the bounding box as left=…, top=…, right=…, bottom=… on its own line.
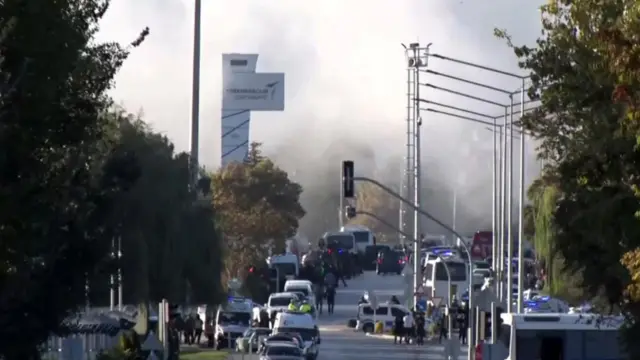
left=326, top=285, right=336, bottom=314
left=415, top=314, right=426, bottom=345
left=403, top=312, right=414, bottom=344
left=194, top=314, right=203, bottom=345
left=184, top=315, right=195, bottom=345
left=438, top=314, right=448, bottom=343
left=393, top=313, right=405, bottom=344
left=315, top=283, right=325, bottom=314
left=459, top=305, right=469, bottom=345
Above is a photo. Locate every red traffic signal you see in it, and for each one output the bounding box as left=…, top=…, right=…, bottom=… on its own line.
left=249, top=266, right=255, bottom=273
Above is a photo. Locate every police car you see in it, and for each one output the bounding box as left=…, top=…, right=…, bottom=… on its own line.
left=272, top=311, right=320, bottom=360
left=213, top=297, right=253, bottom=350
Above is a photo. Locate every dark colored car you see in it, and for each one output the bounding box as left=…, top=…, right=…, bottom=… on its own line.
left=376, top=251, right=403, bottom=275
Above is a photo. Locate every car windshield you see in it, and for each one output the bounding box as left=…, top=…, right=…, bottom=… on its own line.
left=326, top=234, right=354, bottom=250
left=275, top=327, right=317, bottom=341
left=217, top=312, right=251, bottom=326
left=266, top=346, right=303, bottom=357
left=288, top=287, right=309, bottom=296
left=474, top=261, right=490, bottom=270
left=270, top=297, right=294, bottom=307
left=435, top=262, right=467, bottom=281
left=352, top=231, right=370, bottom=244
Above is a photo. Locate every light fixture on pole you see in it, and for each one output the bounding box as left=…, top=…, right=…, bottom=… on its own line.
left=419, top=56, right=530, bottom=359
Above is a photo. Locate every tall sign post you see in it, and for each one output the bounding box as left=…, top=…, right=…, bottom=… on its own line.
left=221, top=54, right=285, bottom=167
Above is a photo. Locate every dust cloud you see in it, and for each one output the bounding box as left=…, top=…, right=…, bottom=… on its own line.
left=98, top=0, right=545, bottom=240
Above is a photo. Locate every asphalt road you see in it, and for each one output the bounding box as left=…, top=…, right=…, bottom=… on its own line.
left=228, top=271, right=470, bottom=360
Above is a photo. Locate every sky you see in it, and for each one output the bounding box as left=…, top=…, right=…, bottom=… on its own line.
left=97, top=0, right=545, bottom=236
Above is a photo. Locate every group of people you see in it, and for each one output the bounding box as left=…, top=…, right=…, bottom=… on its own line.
left=171, top=313, right=204, bottom=345
left=392, top=309, right=429, bottom=345
left=383, top=295, right=471, bottom=345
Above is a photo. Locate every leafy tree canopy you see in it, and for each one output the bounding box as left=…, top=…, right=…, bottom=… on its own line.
left=0, top=0, right=147, bottom=357
left=501, top=0, right=640, bottom=353
left=0, top=1, right=224, bottom=357
left=212, top=142, right=305, bottom=288
left=90, top=110, right=224, bottom=306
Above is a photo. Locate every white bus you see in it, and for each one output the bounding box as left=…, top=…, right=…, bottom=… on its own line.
left=340, top=225, right=374, bottom=253
left=423, top=256, right=468, bottom=302
left=484, top=313, right=624, bottom=360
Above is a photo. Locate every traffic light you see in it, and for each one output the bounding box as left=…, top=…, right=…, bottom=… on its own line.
left=345, top=205, right=356, bottom=219
left=248, top=266, right=255, bottom=273
left=342, top=160, right=354, bottom=198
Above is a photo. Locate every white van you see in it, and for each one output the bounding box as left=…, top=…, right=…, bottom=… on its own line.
left=273, top=311, right=320, bottom=360
left=355, top=302, right=413, bottom=333
left=267, top=253, right=300, bottom=279
left=284, top=280, right=316, bottom=307
left=485, top=313, right=624, bottom=360
left=340, top=224, right=374, bottom=254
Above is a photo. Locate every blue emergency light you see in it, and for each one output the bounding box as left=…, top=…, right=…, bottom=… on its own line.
left=338, top=249, right=343, bottom=254
left=433, top=249, right=453, bottom=256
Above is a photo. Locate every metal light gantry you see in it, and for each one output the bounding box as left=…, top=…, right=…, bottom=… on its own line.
left=407, top=48, right=533, bottom=360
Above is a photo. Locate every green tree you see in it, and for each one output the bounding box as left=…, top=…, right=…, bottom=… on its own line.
left=501, top=0, right=640, bottom=353
left=95, top=110, right=223, bottom=305
left=212, top=142, right=305, bottom=288
left=0, top=0, right=147, bottom=357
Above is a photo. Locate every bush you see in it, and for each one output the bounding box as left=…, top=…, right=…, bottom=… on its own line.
left=97, top=331, right=143, bottom=360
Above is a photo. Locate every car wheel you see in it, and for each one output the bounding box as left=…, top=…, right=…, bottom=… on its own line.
left=363, top=322, right=375, bottom=334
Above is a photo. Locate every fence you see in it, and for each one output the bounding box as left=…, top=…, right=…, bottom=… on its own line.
left=41, top=333, right=120, bottom=360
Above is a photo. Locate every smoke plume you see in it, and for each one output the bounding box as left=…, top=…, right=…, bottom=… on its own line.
left=98, top=0, right=545, bottom=239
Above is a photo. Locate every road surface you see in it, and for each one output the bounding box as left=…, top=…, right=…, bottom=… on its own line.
left=229, top=271, right=469, bottom=360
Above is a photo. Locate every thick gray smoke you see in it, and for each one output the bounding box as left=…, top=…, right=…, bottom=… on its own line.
left=99, top=0, right=545, bottom=239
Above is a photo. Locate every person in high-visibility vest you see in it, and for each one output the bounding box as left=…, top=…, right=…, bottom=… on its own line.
left=299, top=301, right=312, bottom=313
left=288, top=299, right=298, bottom=311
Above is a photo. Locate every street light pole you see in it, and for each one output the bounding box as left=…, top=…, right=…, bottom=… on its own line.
left=413, top=45, right=422, bottom=311
left=190, top=0, right=202, bottom=188
left=517, top=82, right=526, bottom=313
left=419, top=53, right=529, bottom=360
left=404, top=42, right=430, bottom=309
left=506, top=96, right=514, bottom=313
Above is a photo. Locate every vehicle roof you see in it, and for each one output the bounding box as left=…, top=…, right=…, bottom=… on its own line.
left=284, top=280, right=312, bottom=286
left=268, top=254, right=298, bottom=262
left=275, top=312, right=315, bottom=326
left=322, top=231, right=355, bottom=238
left=426, top=256, right=465, bottom=263
left=270, top=292, right=299, bottom=298
left=340, top=225, right=371, bottom=232
left=264, top=341, right=299, bottom=347
left=358, top=302, right=410, bottom=310
left=502, top=313, right=623, bottom=330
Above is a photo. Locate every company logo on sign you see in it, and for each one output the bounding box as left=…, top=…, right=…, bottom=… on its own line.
left=225, top=81, right=280, bottom=102
left=222, top=73, right=285, bottom=111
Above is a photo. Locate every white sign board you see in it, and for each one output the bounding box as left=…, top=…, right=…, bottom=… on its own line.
left=223, top=72, right=285, bottom=111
